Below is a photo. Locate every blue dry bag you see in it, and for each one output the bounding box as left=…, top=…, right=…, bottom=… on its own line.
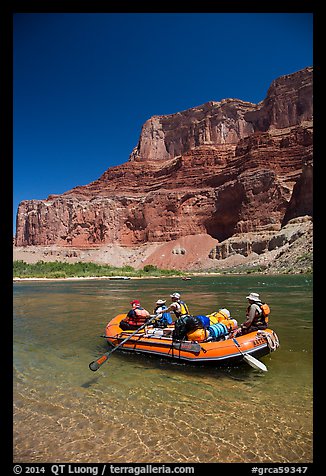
left=208, top=323, right=228, bottom=339
left=195, top=315, right=211, bottom=329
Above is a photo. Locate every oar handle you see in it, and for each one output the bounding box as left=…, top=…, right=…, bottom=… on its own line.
left=89, top=355, right=108, bottom=371
left=233, top=338, right=241, bottom=349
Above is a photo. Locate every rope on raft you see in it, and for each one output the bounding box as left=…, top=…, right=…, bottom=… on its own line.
left=257, top=330, right=280, bottom=352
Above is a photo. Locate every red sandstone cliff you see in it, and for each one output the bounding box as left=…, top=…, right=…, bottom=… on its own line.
left=15, top=67, right=313, bottom=251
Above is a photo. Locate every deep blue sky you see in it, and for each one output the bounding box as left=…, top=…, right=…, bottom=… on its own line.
left=13, top=13, right=313, bottom=233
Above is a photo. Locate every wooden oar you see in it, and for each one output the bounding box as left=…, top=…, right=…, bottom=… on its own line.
left=232, top=337, right=268, bottom=372
left=89, top=314, right=158, bottom=371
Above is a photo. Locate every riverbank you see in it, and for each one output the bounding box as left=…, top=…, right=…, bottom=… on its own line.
left=13, top=217, right=313, bottom=277
left=13, top=275, right=169, bottom=281
left=13, top=269, right=312, bottom=282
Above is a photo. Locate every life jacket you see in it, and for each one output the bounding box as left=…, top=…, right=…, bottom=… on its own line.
left=127, top=306, right=150, bottom=327
left=174, top=300, right=190, bottom=319
left=260, top=303, right=270, bottom=324
left=247, top=302, right=270, bottom=327
left=154, top=305, right=173, bottom=326
left=207, top=310, right=230, bottom=324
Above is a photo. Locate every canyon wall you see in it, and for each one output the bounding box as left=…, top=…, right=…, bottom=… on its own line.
left=15, top=67, right=313, bottom=250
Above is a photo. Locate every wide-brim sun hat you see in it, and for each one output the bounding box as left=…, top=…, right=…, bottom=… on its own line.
left=246, top=292, right=261, bottom=302
left=156, top=299, right=166, bottom=305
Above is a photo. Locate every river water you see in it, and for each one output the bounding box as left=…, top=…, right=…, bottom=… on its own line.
left=13, top=275, right=313, bottom=464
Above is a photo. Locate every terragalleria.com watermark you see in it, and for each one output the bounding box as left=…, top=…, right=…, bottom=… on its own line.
left=13, top=464, right=195, bottom=476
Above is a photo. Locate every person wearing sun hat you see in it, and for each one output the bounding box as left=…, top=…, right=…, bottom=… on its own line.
left=153, top=299, right=173, bottom=327
left=240, top=292, right=268, bottom=334
left=162, top=292, right=191, bottom=320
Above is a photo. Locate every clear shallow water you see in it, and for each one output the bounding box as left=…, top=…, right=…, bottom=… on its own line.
left=13, top=275, right=313, bottom=463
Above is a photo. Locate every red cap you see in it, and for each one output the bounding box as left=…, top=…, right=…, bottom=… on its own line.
left=130, top=299, right=140, bottom=306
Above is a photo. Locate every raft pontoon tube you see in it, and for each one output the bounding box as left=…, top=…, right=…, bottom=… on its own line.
left=103, top=314, right=280, bottom=365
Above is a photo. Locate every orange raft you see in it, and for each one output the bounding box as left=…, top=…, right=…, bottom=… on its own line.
left=104, top=314, right=280, bottom=365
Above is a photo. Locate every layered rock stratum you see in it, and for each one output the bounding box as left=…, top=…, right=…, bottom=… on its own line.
left=14, top=67, right=313, bottom=272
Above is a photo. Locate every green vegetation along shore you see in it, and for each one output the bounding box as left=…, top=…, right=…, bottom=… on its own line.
left=13, top=260, right=184, bottom=279
left=13, top=256, right=313, bottom=279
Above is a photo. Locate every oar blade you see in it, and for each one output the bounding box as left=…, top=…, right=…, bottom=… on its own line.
left=243, top=354, right=268, bottom=372
left=232, top=337, right=268, bottom=372
left=89, top=354, right=108, bottom=372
